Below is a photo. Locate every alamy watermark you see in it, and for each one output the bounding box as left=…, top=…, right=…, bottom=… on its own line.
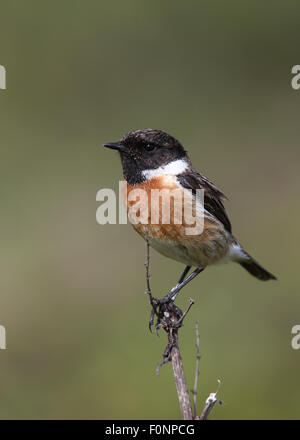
left=291, top=325, right=300, bottom=350
left=0, top=325, right=6, bottom=350
left=291, top=65, right=300, bottom=90
left=96, top=181, right=205, bottom=235
left=0, top=65, right=6, bottom=89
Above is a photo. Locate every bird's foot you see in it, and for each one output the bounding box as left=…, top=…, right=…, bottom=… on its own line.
left=148, top=293, right=183, bottom=334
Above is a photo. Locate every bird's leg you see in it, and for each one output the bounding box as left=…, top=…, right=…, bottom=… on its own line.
left=149, top=266, right=204, bottom=333
left=178, top=265, right=192, bottom=284
left=169, top=265, right=191, bottom=300
left=150, top=266, right=191, bottom=331
left=162, top=267, right=205, bottom=303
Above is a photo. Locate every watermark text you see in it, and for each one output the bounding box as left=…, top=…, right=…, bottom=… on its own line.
left=0, top=65, right=6, bottom=89
left=0, top=325, right=6, bottom=349
left=291, top=65, right=300, bottom=90
left=291, top=325, right=300, bottom=350
left=96, top=182, right=205, bottom=235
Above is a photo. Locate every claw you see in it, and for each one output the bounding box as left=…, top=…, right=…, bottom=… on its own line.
left=147, top=293, right=187, bottom=335
left=148, top=296, right=161, bottom=333
left=148, top=308, right=155, bottom=332
left=155, top=323, right=160, bottom=337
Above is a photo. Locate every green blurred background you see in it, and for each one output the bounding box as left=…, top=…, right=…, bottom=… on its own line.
left=0, top=0, right=299, bottom=419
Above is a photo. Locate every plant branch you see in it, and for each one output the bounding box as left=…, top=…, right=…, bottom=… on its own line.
left=144, top=232, right=221, bottom=420
left=145, top=231, right=193, bottom=419
left=199, top=380, right=222, bottom=420
left=191, top=321, right=201, bottom=418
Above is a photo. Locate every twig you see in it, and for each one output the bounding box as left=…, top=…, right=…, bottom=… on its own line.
left=177, top=299, right=195, bottom=326
left=156, top=325, right=193, bottom=420
left=145, top=232, right=194, bottom=419
left=170, top=329, right=193, bottom=420
left=191, top=321, right=201, bottom=418
left=144, top=229, right=159, bottom=331
left=144, top=233, right=222, bottom=420
left=199, top=379, right=222, bottom=420
left=145, top=228, right=152, bottom=297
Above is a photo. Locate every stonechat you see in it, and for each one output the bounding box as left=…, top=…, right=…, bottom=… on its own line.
left=104, top=129, right=276, bottom=303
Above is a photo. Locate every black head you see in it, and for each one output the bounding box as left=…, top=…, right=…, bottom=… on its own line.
left=103, top=129, right=188, bottom=184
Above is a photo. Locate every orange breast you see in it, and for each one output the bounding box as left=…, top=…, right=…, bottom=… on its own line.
left=122, top=176, right=221, bottom=240
left=121, top=176, right=229, bottom=266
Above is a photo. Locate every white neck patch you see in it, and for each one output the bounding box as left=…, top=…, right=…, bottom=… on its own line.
left=142, top=159, right=188, bottom=180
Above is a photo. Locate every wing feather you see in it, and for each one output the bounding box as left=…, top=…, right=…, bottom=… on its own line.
left=177, top=171, right=232, bottom=233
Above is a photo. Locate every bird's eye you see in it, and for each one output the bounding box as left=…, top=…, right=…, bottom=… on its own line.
left=144, top=143, right=155, bottom=152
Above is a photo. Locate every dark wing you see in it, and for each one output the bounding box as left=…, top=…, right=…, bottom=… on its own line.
left=177, top=171, right=232, bottom=233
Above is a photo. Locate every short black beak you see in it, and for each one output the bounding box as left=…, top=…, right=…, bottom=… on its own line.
left=103, top=142, right=130, bottom=154
left=103, top=142, right=122, bottom=151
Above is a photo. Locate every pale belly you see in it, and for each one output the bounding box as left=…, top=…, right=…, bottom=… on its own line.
left=133, top=222, right=231, bottom=268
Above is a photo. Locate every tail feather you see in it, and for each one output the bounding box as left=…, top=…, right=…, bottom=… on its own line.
left=239, top=253, right=276, bottom=281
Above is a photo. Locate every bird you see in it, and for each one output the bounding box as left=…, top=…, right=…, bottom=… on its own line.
left=103, top=128, right=276, bottom=304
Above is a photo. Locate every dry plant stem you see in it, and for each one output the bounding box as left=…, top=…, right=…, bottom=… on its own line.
left=144, top=229, right=158, bottom=322
left=199, top=380, right=221, bottom=420
left=145, top=229, right=152, bottom=297
left=144, top=231, right=221, bottom=420
left=145, top=230, right=194, bottom=420
left=177, top=299, right=195, bottom=326
left=169, top=329, right=193, bottom=420
left=192, top=321, right=201, bottom=418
